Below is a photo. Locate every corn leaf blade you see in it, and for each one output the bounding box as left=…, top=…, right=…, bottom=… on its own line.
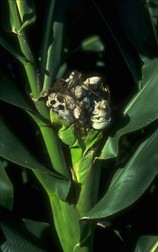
left=0, top=161, right=14, bottom=211
left=43, top=21, right=64, bottom=90
left=117, top=0, right=158, bottom=63
left=133, top=235, right=158, bottom=252
left=0, top=36, right=29, bottom=64
left=0, top=73, right=32, bottom=110
left=16, top=0, right=36, bottom=31
left=84, top=125, right=158, bottom=219
left=50, top=195, right=80, bottom=252
left=100, top=58, right=158, bottom=160
left=0, top=117, right=52, bottom=175
left=0, top=208, right=48, bottom=252
left=2, top=0, right=19, bottom=33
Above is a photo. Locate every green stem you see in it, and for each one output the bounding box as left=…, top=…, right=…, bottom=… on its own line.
left=7, top=4, right=98, bottom=251
left=49, top=194, right=94, bottom=252
left=76, top=160, right=102, bottom=217
left=27, top=110, right=70, bottom=177
left=40, top=125, right=70, bottom=177
left=9, top=0, right=65, bottom=173
left=9, top=1, right=69, bottom=176
left=17, top=32, right=40, bottom=99
left=9, top=0, right=39, bottom=99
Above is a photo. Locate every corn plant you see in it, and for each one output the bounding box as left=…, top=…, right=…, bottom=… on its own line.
left=1, top=1, right=158, bottom=251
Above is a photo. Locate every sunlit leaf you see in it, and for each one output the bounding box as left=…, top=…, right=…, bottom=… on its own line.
left=16, top=0, right=36, bottom=31
left=0, top=161, right=13, bottom=210
left=84, top=125, right=158, bottom=219
left=59, top=124, right=77, bottom=146
left=84, top=129, right=103, bottom=156
left=2, top=0, right=35, bottom=33
left=75, top=151, right=94, bottom=184
left=76, top=159, right=102, bottom=216
left=2, top=0, right=19, bottom=33
left=133, top=235, right=158, bottom=252
left=34, top=169, right=70, bottom=201
left=50, top=194, right=80, bottom=252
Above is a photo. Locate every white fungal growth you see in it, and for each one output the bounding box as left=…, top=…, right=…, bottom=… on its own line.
left=83, top=76, right=102, bottom=90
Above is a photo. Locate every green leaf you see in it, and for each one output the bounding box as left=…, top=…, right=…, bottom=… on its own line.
left=0, top=207, right=48, bottom=252
left=84, top=125, right=158, bottom=219
left=49, top=111, right=78, bottom=147
left=34, top=169, right=70, bottom=201
left=147, top=0, right=158, bottom=46
left=0, top=36, right=29, bottom=64
left=0, top=117, right=70, bottom=200
left=22, top=219, right=49, bottom=241
left=0, top=73, right=71, bottom=199
left=142, top=57, right=158, bottom=86
left=0, top=117, right=58, bottom=177
left=76, top=159, right=102, bottom=216
left=0, top=160, right=14, bottom=210
left=42, top=0, right=70, bottom=91
left=2, top=1, right=39, bottom=98
left=0, top=72, right=70, bottom=180
left=43, top=21, right=64, bottom=90
left=81, top=35, right=105, bottom=52
left=74, top=220, right=95, bottom=252
left=2, top=0, right=20, bottom=33
left=2, top=0, right=35, bottom=33
left=50, top=197, right=95, bottom=251
left=100, top=58, right=158, bottom=160
left=75, top=151, right=94, bottom=184
left=117, top=0, right=158, bottom=63
left=133, top=235, right=158, bottom=252
left=84, top=129, right=103, bottom=156
left=50, top=195, right=80, bottom=252
left=59, top=124, right=77, bottom=146
left=70, top=145, right=83, bottom=174
left=16, top=0, right=36, bottom=31
left=0, top=73, right=32, bottom=110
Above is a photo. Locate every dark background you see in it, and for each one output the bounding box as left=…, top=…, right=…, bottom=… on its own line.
left=1, top=1, right=158, bottom=251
